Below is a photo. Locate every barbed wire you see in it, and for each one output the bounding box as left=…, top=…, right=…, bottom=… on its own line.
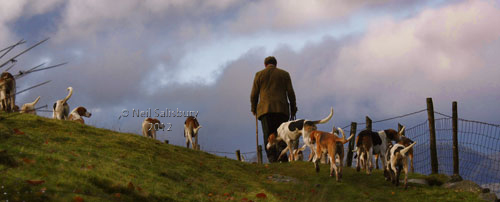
left=340, top=108, right=427, bottom=129
left=372, top=109, right=427, bottom=124
left=204, top=150, right=257, bottom=155
left=204, top=151, right=234, bottom=155
left=435, top=110, right=500, bottom=127
left=37, top=109, right=53, bottom=112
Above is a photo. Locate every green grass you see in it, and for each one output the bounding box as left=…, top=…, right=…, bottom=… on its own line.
left=0, top=112, right=483, bottom=201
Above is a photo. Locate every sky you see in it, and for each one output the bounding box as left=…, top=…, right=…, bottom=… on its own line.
left=2, top=0, right=500, bottom=156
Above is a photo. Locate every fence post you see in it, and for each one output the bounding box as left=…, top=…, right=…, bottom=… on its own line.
left=366, top=116, right=372, bottom=131
left=427, top=97, right=439, bottom=174
left=347, top=122, right=357, bottom=167
left=398, top=123, right=405, bottom=136
left=164, top=140, right=169, bottom=144
left=452, top=101, right=461, bottom=179
left=257, top=145, right=263, bottom=164
left=236, top=150, right=241, bottom=161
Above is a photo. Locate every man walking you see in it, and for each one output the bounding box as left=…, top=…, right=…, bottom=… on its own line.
left=251, top=56, right=297, bottom=162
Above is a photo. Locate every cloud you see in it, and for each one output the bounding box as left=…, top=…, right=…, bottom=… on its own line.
left=331, top=0, right=500, bottom=119
left=225, top=0, right=398, bottom=33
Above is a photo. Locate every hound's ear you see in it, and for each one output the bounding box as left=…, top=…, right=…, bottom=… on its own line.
left=266, top=133, right=276, bottom=150
left=268, top=133, right=276, bottom=143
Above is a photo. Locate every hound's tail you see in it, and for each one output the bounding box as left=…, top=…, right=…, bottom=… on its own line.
left=401, top=142, right=416, bottom=156
left=193, top=125, right=202, bottom=135
left=63, top=87, right=73, bottom=103
left=313, top=107, right=334, bottom=124
left=28, top=96, right=41, bottom=106
left=338, top=127, right=354, bottom=144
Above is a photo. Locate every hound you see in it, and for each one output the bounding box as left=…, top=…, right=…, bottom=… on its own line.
left=142, top=118, right=163, bottom=139
left=309, top=128, right=353, bottom=181
left=68, top=106, right=92, bottom=124
left=20, top=96, right=40, bottom=114
left=385, top=142, right=417, bottom=188
left=353, top=127, right=404, bottom=175
left=266, top=107, right=334, bottom=162
left=0, top=72, right=16, bottom=112
left=296, top=126, right=345, bottom=164
left=354, top=130, right=374, bottom=174
left=184, top=116, right=201, bottom=149
left=53, top=87, right=73, bottom=120
left=398, top=136, right=415, bottom=173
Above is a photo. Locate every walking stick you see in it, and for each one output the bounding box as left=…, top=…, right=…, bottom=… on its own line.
left=255, top=115, right=258, bottom=148
left=255, top=115, right=262, bottom=164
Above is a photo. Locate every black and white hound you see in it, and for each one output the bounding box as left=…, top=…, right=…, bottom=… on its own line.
left=53, top=87, right=73, bottom=120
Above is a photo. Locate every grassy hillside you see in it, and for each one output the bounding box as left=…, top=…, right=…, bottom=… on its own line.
left=0, top=112, right=483, bottom=201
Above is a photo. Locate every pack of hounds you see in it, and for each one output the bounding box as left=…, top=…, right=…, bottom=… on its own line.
left=0, top=71, right=91, bottom=123
left=267, top=107, right=417, bottom=189
left=2, top=72, right=415, bottom=188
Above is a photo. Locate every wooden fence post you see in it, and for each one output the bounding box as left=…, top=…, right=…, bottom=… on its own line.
left=452, top=101, right=460, bottom=177
left=164, top=140, right=169, bottom=144
left=257, top=145, right=263, bottom=164
left=398, top=123, right=405, bottom=136
left=366, top=116, right=372, bottom=131
left=427, top=97, right=439, bottom=174
left=236, top=150, right=241, bottom=161
left=347, top=122, right=357, bottom=167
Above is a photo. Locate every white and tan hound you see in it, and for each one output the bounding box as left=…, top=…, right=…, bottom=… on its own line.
left=184, top=116, right=201, bottom=149
left=142, top=118, right=163, bottom=139
left=0, top=72, right=16, bottom=112
left=309, top=128, right=353, bottom=181
left=68, top=106, right=92, bottom=124
left=385, top=142, right=417, bottom=189
left=20, top=96, right=40, bottom=114
left=53, top=87, right=73, bottom=120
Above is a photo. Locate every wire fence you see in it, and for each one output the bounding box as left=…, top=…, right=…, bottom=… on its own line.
left=336, top=107, right=500, bottom=196
left=403, top=116, right=500, bottom=195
